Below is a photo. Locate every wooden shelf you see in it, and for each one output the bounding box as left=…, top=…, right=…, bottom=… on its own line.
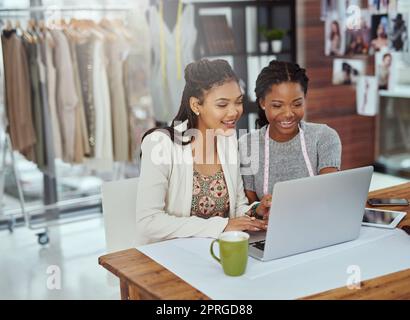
left=379, top=90, right=410, bottom=99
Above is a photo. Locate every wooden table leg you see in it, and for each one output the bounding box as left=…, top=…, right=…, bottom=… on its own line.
left=120, top=279, right=129, bottom=300
left=128, top=284, right=142, bottom=300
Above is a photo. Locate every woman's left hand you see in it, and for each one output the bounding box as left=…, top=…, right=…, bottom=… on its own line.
left=256, top=194, right=272, bottom=220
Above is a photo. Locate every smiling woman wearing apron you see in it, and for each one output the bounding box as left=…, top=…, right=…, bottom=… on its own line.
left=239, top=61, right=342, bottom=218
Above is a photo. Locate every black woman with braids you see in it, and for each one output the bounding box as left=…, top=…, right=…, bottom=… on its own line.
left=135, top=59, right=270, bottom=245
left=239, top=61, right=342, bottom=219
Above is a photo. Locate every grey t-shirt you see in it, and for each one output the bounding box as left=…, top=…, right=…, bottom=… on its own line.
left=238, top=121, right=342, bottom=200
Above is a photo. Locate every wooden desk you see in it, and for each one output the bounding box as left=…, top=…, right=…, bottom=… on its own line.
left=99, top=183, right=410, bottom=300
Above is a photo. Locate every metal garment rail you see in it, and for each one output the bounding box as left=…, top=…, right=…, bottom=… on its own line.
left=0, top=6, right=137, bottom=12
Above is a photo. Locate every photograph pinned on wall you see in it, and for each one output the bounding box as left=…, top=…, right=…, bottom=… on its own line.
left=388, top=12, right=408, bottom=52
left=325, top=14, right=346, bottom=56
left=332, top=58, right=366, bottom=85
left=397, top=0, right=410, bottom=13
left=369, top=14, right=389, bottom=54
left=345, top=9, right=371, bottom=55
left=321, top=0, right=338, bottom=21
left=375, top=49, right=393, bottom=89
left=356, top=76, right=379, bottom=116
left=368, top=0, right=390, bottom=14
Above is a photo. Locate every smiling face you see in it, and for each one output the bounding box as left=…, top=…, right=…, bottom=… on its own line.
left=260, top=82, right=306, bottom=142
left=190, top=80, right=243, bottom=135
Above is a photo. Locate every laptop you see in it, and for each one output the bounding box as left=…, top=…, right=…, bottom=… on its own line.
left=248, top=166, right=374, bottom=261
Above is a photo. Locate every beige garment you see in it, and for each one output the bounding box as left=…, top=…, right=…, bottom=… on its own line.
left=105, top=33, right=130, bottom=162
left=1, top=30, right=36, bottom=160
left=50, top=29, right=78, bottom=163
left=43, top=30, right=63, bottom=159
left=65, top=30, right=91, bottom=163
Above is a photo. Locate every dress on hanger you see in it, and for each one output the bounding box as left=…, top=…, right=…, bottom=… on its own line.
left=37, top=29, right=56, bottom=176
left=50, top=29, right=79, bottom=164
left=43, top=30, right=63, bottom=159
left=105, top=28, right=130, bottom=162
left=84, top=29, right=114, bottom=171
left=148, top=3, right=197, bottom=123
left=23, top=32, right=46, bottom=169
left=1, top=30, right=36, bottom=161
left=64, top=29, right=90, bottom=163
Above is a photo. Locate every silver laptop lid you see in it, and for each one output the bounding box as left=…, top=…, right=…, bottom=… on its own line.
left=261, top=166, right=373, bottom=261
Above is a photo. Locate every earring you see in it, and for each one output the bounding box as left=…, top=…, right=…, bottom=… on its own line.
left=195, top=112, right=200, bottom=116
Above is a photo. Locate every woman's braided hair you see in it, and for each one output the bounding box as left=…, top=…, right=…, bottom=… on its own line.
left=142, top=59, right=239, bottom=145
left=255, top=60, right=309, bottom=128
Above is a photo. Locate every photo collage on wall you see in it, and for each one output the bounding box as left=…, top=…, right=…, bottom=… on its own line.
left=322, top=0, right=410, bottom=116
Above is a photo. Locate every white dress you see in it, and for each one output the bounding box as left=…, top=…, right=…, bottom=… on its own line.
left=86, top=30, right=114, bottom=171
left=44, top=31, right=63, bottom=160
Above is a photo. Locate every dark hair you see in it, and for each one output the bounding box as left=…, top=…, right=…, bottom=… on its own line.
left=141, top=59, right=239, bottom=145
left=383, top=53, right=392, bottom=60
left=331, top=20, right=340, bottom=39
left=255, top=60, right=309, bottom=128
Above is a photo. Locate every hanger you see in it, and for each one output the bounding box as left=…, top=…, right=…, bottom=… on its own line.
left=15, top=20, right=33, bottom=43
left=5, top=19, right=13, bottom=30
left=38, top=20, right=46, bottom=33
left=110, top=18, right=133, bottom=41
left=27, top=18, right=36, bottom=31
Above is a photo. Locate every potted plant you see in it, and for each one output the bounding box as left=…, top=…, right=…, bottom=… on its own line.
left=258, top=26, right=269, bottom=53
left=260, top=27, right=286, bottom=53
left=270, top=28, right=286, bottom=53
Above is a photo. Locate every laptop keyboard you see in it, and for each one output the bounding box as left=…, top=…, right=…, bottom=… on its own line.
left=252, top=240, right=265, bottom=251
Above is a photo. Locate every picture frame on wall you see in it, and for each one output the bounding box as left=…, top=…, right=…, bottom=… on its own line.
left=332, top=58, right=366, bottom=85
left=356, top=76, right=379, bottom=116
left=369, top=14, right=389, bottom=54
left=345, top=9, right=371, bottom=55
left=375, top=48, right=393, bottom=89
left=321, top=0, right=338, bottom=21
left=368, top=0, right=390, bottom=14
left=325, top=13, right=346, bottom=56
left=388, top=12, right=408, bottom=52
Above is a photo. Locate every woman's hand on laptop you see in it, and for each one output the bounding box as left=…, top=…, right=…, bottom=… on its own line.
left=256, top=194, right=272, bottom=220
left=225, top=216, right=268, bottom=232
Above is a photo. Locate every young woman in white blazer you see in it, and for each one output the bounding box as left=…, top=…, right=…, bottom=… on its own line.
left=135, top=59, right=270, bottom=245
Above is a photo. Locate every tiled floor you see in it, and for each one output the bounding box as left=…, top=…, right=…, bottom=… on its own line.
left=0, top=173, right=408, bottom=300
left=0, top=217, right=119, bottom=300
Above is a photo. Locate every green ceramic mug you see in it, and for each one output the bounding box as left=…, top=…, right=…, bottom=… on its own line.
left=210, top=231, right=249, bottom=277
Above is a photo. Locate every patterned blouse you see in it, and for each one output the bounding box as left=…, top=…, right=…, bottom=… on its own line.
left=191, top=168, right=230, bottom=219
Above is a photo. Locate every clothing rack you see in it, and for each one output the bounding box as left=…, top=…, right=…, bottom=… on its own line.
left=0, top=6, right=137, bottom=13
left=0, top=5, right=137, bottom=245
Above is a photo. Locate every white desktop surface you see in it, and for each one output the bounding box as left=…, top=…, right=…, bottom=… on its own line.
left=137, top=227, right=410, bottom=300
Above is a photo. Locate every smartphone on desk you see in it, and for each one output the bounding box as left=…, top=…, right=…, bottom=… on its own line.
left=367, top=198, right=409, bottom=207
